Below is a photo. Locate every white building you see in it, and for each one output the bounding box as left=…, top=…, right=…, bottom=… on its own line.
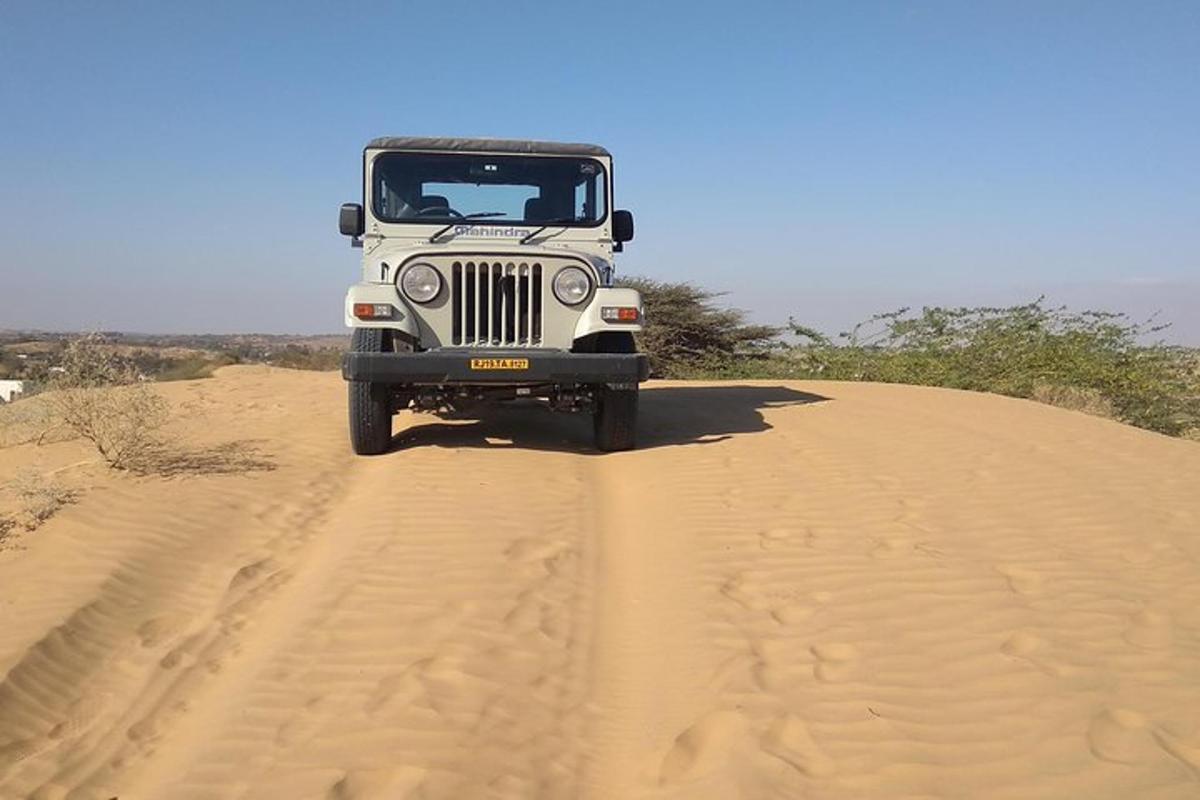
left=0, top=380, right=25, bottom=403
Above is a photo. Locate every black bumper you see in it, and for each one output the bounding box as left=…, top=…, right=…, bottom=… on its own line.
left=342, top=349, right=650, bottom=385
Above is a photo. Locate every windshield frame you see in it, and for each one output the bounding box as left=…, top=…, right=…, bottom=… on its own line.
left=366, top=150, right=610, bottom=230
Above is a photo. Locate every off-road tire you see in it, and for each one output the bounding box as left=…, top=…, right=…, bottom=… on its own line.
left=594, top=385, right=638, bottom=452
left=348, top=328, right=392, bottom=455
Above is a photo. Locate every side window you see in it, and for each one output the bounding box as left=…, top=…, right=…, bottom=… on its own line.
left=573, top=165, right=607, bottom=221
left=574, top=182, right=587, bottom=220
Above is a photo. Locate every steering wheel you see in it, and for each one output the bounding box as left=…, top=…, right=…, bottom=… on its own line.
left=416, top=206, right=461, bottom=217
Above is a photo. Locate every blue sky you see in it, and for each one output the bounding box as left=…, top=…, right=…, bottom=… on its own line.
left=1, top=1, right=1197, bottom=341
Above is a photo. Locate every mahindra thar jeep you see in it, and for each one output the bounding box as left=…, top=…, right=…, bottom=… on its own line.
left=338, top=137, right=648, bottom=455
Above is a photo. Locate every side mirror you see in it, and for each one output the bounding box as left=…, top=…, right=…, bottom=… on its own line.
left=339, top=203, right=364, bottom=237
left=613, top=209, right=635, bottom=244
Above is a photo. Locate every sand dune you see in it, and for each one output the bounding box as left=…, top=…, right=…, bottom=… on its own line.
left=1, top=366, right=1198, bottom=799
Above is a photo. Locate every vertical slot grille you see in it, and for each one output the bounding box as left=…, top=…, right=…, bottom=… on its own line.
left=452, top=262, right=543, bottom=346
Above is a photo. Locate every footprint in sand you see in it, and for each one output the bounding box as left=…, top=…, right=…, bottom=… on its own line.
left=996, top=565, right=1043, bottom=595
left=365, top=671, right=420, bottom=716
left=1088, top=708, right=1154, bottom=764
left=871, top=474, right=901, bottom=491
left=503, top=589, right=545, bottom=631
left=275, top=710, right=325, bottom=749
left=504, top=537, right=568, bottom=562
left=748, top=639, right=802, bottom=692
left=761, top=714, right=836, bottom=777
left=759, top=527, right=793, bottom=551
left=659, top=710, right=746, bottom=784
left=720, top=572, right=771, bottom=612
left=802, top=526, right=833, bottom=549
left=1124, top=609, right=1173, bottom=650
left=811, top=643, right=860, bottom=683
left=410, top=656, right=489, bottom=718
left=770, top=603, right=816, bottom=625
left=159, top=632, right=209, bottom=670
left=126, top=714, right=161, bottom=746
left=327, top=766, right=426, bottom=799
left=47, top=693, right=109, bottom=741
left=707, top=652, right=758, bottom=693
left=1001, top=631, right=1042, bottom=658
left=225, top=556, right=284, bottom=595
left=1118, top=544, right=1159, bottom=565
left=0, top=734, right=54, bottom=770
left=137, top=614, right=190, bottom=648
left=1000, top=632, right=1074, bottom=677
left=870, top=537, right=913, bottom=560
left=367, top=657, right=486, bottom=719
left=502, top=589, right=568, bottom=638
left=895, top=497, right=929, bottom=523
left=504, top=537, right=575, bottom=575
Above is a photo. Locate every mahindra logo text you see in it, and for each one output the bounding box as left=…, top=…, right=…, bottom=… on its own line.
left=453, top=225, right=531, bottom=238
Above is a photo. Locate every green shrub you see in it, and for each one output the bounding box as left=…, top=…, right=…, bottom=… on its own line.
left=787, top=300, right=1200, bottom=436
left=610, top=278, right=1198, bottom=437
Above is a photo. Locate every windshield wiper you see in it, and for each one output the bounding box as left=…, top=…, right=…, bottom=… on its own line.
left=429, top=212, right=506, bottom=243
left=520, top=217, right=577, bottom=245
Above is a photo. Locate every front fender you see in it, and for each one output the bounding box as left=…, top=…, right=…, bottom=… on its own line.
left=573, top=287, right=644, bottom=340
left=344, top=282, right=419, bottom=335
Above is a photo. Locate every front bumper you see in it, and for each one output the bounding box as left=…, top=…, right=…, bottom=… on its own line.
left=342, top=349, right=650, bottom=385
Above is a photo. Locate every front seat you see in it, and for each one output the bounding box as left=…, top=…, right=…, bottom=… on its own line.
left=416, top=194, right=450, bottom=214
left=524, top=197, right=552, bottom=222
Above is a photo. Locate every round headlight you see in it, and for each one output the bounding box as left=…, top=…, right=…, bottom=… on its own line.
left=552, top=267, right=592, bottom=305
left=400, top=263, right=441, bottom=303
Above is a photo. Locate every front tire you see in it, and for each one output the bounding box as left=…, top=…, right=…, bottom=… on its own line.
left=348, top=328, right=392, bottom=455
left=594, top=385, right=638, bottom=452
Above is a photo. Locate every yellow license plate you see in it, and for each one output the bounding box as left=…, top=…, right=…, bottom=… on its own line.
left=470, top=358, right=529, bottom=370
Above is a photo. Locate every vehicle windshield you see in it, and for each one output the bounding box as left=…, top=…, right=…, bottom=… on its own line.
left=371, top=152, right=607, bottom=227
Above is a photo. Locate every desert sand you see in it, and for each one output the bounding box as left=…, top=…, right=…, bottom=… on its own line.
left=1, top=366, right=1198, bottom=799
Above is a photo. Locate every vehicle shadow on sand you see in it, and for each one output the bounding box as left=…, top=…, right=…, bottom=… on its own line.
left=388, top=385, right=828, bottom=455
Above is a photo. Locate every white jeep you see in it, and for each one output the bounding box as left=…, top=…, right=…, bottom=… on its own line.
left=339, top=137, right=648, bottom=455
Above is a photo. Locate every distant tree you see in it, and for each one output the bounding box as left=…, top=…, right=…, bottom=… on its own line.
left=615, top=277, right=781, bottom=376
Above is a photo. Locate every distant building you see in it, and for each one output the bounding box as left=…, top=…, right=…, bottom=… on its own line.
left=0, top=380, right=25, bottom=403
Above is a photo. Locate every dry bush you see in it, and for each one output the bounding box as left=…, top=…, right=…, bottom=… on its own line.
left=2, top=469, right=77, bottom=533
left=45, top=334, right=170, bottom=470
left=0, top=395, right=54, bottom=448
left=1030, top=383, right=1117, bottom=419
left=267, top=345, right=343, bottom=371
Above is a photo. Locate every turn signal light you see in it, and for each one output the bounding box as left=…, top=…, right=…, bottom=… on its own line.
left=601, top=306, right=640, bottom=322
left=353, top=303, right=392, bottom=319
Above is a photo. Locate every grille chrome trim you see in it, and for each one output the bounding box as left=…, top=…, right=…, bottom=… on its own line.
left=451, top=261, right=544, bottom=347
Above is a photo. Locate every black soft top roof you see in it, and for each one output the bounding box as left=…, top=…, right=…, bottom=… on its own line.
left=366, top=136, right=610, bottom=157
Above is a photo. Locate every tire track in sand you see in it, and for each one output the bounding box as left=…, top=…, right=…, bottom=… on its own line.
left=0, top=457, right=358, bottom=798
left=125, top=427, right=602, bottom=799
